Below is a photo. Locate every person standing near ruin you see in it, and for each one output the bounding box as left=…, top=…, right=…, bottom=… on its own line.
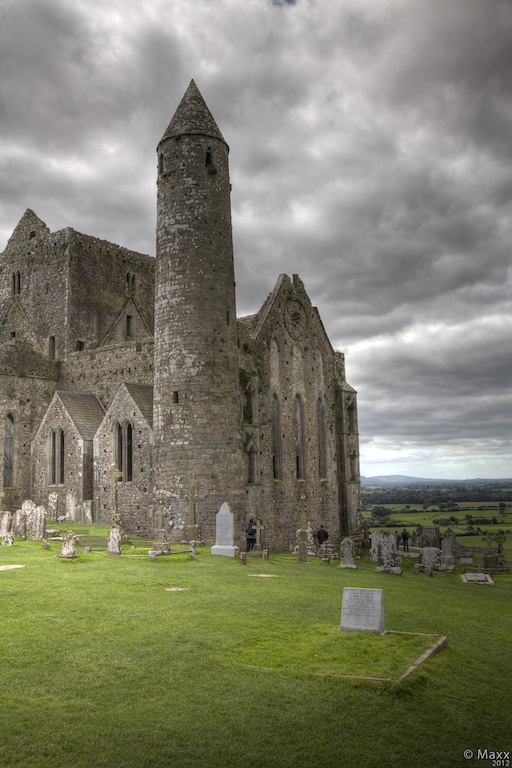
left=245, top=519, right=257, bottom=552
left=402, top=528, right=410, bottom=552
left=316, top=525, right=329, bottom=551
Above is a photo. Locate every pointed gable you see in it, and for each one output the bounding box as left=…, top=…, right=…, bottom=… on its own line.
left=3, top=210, right=50, bottom=253
left=56, top=392, right=105, bottom=439
left=249, top=273, right=334, bottom=355
left=123, top=382, right=153, bottom=429
left=159, top=80, right=227, bottom=146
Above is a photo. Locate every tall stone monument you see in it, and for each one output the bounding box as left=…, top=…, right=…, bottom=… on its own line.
left=211, top=502, right=237, bottom=557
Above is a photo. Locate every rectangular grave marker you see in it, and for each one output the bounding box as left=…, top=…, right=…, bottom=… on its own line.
left=340, top=587, right=385, bottom=634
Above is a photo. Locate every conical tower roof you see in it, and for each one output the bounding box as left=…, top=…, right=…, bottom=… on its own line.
left=159, top=80, right=227, bottom=147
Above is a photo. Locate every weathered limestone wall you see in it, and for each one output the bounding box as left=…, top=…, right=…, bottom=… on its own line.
left=94, top=385, right=153, bottom=536
left=241, top=274, right=362, bottom=551
left=0, top=341, right=58, bottom=510
left=0, top=209, right=155, bottom=360
left=66, top=229, right=154, bottom=350
left=152, top=84, right=246, bottom=540
left=59, top=340, right=154, bottom=408
left=32, top=398, right=87, bottom=513
left=0, top=211, right=68, bottom=356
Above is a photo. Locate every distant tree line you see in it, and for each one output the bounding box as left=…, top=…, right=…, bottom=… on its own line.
left=362, top=482, right=512, bottom=507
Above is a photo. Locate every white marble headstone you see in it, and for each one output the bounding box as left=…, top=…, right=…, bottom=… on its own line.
left=211, top=502, right=237, bottom=557
left=340, top=587, right=385, bottom=634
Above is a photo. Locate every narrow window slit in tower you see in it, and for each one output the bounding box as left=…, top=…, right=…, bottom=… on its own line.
left=226, top=310, right=230, bottom=325
left=205, top=150, right=213, bottom=167
left=172, top=391, right=179, bottom=404
left=159, top=153, right=164, bottom=174
left=126, top=315, right=133, bottom=338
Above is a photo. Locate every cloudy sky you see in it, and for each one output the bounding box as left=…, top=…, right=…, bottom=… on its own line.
left=1, top=0, right=511, bottom=479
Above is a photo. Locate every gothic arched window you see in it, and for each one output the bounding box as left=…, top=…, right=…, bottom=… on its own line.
left=114, top=421, right=133, bottom=482
left=317, top=397, right=327, bottom=479
left=49, top=427, right=65, bottom=485
left=294, top=394, right=306, bottom=479
left=247, top=444, right=257, bottom=484
left=271, top=393, right=282, bottom=480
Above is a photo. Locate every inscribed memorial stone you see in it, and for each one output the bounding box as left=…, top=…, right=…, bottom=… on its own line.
left=211, top=502, right=237, bottom=557
left=340, top=587, right=385, bottom=634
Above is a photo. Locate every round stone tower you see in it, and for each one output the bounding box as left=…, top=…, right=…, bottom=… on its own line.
left=153, top=80, right=246, bottom=542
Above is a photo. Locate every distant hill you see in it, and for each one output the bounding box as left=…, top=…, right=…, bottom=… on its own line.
left=360, top=475, right=512, bottom=486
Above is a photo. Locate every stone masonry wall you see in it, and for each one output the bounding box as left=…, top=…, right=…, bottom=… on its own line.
left=32, top=397, right=89, bottom=514
left=242, top=274, right=358, bottom=551
left=59, top=340, right=154, bottom=409
left=152, top=87, right=246, bottom=541
left=94, top=386, right=153, bottom=536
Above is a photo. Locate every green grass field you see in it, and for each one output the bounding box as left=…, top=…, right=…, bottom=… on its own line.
left=364, top=503, right=512, bottom=561
left=1, top=526, right=511, bottom=768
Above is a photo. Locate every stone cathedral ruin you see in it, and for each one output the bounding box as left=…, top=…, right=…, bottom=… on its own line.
left=0, top=81, right=362, bottom=550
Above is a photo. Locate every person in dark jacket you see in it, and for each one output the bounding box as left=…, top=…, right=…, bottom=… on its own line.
left=316, top=525, right=329, bottom=551
left=402, top=528, right=410, bottom=552
left=245, top=519, right=257, bottom=552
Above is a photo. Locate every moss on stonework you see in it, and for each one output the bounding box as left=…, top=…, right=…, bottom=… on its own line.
left=239, top=368, right=250, bottom=389
left=2, top=339, right=58, bottom=379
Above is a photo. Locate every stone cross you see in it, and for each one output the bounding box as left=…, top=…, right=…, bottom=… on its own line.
left=156, top=506, right=166, bottom=529
left=109, top=465, right=122, bottom=512
left=254, top=517, right=265, bottom=548
left=186, top=490, right=200, bottom=540
left=483, top=531, right=493, bottom=555
left=188, top=490, right=199, bottom=525
left=494, top=530, right=506, bottom=554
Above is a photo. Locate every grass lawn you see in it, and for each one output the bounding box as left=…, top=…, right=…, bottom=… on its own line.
left=1, top=527, right=511, bottom=768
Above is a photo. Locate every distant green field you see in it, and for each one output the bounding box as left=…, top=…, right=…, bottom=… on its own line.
left=364, top=504, right=512, bottom=560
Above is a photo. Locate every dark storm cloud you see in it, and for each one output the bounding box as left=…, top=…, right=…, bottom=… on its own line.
left=0, top=0, right=510, bottom=477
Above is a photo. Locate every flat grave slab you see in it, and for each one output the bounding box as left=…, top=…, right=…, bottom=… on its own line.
left=461, top=572, right=494, bottom=585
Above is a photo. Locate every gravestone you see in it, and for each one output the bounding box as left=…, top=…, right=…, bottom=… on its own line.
left=60, top=531, right=77, bottom=558
left=441, top=533, right=455, bottom=565
left=12, top=509, right=26, bottom=539
left=298, top=540, right=308, bottom=563
left=262, top=548, right=269, bottom=561
left=48, top=493, right=59, bottom=520
left=460, top=556, right=473, bottom=566
left=340, top=587, right=385, bottom=634
left=22, top=500, right=37, bottom=529
left=0, top=511, right=11, bottom=537
left=152, top=507, right=172, bottom=553
left=107, top=523, right=122, bottom=557
left=418, top=527, right=441, bottom=549
left=240, top=552, right=247, bottom=565
left=372, top=532, right=402, bottom=575
left=29, top=506, right=46, bottom=541
left=83, top=500, right=94, bottom=525
left=185, top=490, right=202, bottom=543
left=66, top=491, right=77, bottom=522
left=211, top=502, right=237, bottom=557
left=462, top=572, right=494, bottom=585
left=254, top=517, right=266, bottom=550
left=338, top=538, right=357, bottom=569
left=415, top=547, right=444, bottom=576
